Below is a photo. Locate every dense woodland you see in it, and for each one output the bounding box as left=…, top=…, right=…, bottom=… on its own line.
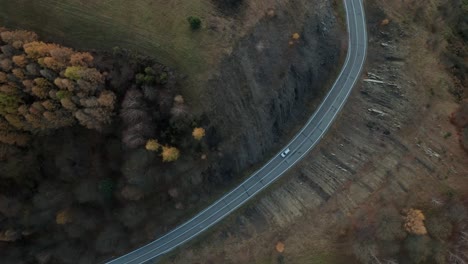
left=0, top=27, right=213, bottom=263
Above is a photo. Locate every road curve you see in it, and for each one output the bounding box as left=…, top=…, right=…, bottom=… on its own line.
left=106, top=0, right=367, bottom=263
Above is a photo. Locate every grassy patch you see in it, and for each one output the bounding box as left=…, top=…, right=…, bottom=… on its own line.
left=0, top=0, right=218, bottom=76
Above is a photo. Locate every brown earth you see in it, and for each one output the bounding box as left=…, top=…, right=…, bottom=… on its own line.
left=160, top=0, right=468, bottom=263
left=0, top=0, right=345, bottom=263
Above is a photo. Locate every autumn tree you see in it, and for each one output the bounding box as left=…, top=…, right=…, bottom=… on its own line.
left=0, top=28, right=116, bottom=145
left=161, top=145, right=180, bottom=162
left=145, top=139, right=160, bottom=151
left=0, top=30, right=38, bottom=48
left=192, top=127, right=206, bottom=140
left=404, top=209, right=427, bottom=235
left=12, top=55, right=27, bottom=67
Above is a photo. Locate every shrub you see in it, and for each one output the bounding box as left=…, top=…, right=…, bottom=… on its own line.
left=145, top=139, right=160, bottom=151
left=161, top=145, right=180, bottom=162
left=187, top=16, right=202, bottom=30
left=404, top=209, right=427, bottom=235
left=192, top=127, right=206, bottom=141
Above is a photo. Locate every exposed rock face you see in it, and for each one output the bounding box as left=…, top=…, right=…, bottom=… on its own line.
left=203, top=0, right=342, bottom=173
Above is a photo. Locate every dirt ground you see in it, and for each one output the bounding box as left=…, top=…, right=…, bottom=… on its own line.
left=159, top=0, right=468, bottom=263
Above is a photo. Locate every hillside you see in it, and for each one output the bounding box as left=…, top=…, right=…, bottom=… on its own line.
left=160, top=0, right=468, bottom=263
left=0, top=0, right=343, bottom=263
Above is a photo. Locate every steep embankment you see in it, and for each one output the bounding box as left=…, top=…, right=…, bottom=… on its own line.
left=201, top=0, right=342, bottom=175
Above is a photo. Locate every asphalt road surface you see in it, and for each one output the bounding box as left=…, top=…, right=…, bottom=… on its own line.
left=106, top=0, right=367, bottom=263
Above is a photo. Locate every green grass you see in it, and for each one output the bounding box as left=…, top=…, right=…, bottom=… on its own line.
left=0, top=0, right=217, bottom=77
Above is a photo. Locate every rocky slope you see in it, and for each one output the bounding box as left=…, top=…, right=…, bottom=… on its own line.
left=201, top=0, right=342, bottom=174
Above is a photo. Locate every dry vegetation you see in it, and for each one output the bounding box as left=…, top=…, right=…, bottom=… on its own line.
left=160, top=0, right=468, bottom=263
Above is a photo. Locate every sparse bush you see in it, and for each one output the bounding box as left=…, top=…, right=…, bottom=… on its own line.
left=187, top=16, right=202, bottom=30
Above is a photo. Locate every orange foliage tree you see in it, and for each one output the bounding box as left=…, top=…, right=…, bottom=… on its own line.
left=0, top=28, right=117, bottom=146
left=192, top=127, right=206, bottom=140
left=403, top=208, right=427, bottom=235
left=161, top=145, right=180, bottom=162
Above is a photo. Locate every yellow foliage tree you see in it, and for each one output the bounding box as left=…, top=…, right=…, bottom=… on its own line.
left=404, top=208, right=427, bottom=235
left=145, top=139, right=160, bottom=151
left=192, top=127, right=206, bottom=140
left=23, top=41, right=59, bottom=59
left=161, top=145, right=180, bottom=162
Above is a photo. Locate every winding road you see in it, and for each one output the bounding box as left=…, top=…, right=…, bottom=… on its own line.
left=106, top=0, right=367, bottom=263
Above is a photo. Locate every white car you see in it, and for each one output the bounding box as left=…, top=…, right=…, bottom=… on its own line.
left=280, top=148, right=291, bottom=158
